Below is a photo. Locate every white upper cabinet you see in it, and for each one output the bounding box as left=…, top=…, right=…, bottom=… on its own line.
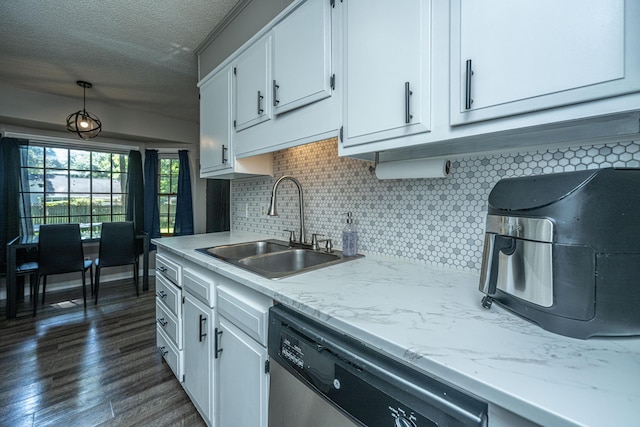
left=234, top=34, right=272, bottom=131
left=200, top=66, right=232, bottom=176
left=450, top=0, right=640, bottom=125
left=272, top=0, right=332, bottom=115
left=199, top=65, right=272, bottom=179
left=341, top=0, right=431, bottom=148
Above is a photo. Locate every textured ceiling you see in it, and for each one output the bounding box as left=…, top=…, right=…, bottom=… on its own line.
left=0, top=0, right=242, bottom=124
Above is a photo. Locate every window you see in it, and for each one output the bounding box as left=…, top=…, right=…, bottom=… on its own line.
left=158, top=156, right=179, bottom=236
left=20, top=145, right=128, bottom=239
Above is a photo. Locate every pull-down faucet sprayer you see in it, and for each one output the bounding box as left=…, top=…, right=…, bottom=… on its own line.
left=267, top=175, right=306, bottom=244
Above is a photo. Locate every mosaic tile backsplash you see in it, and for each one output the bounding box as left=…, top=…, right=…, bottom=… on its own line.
left=231, top=138, right=640, bottom=273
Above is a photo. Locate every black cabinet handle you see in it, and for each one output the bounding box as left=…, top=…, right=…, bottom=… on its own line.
left=404, top=82, right=413, bottom=124
left=199, top=314, right=207, bottom=342
left=158, top=346, right=168, bottom=357
left=257, top=91, right=264, bottom=114
left=273, top=80, right=280, bottom=106
left=214, top=327, right=223, bottom=358
left=221, top=145, right=228, bottom=164
left=465, top=59, right=474, bottom=110
left=157, top=317, right=167, bottom=327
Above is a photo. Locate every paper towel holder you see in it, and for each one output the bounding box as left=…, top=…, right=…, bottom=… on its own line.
left=369, top=152, right=451, bottom=179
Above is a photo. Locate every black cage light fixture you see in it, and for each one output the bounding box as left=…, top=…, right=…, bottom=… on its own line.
left=66, top=80, right=102, bottom=139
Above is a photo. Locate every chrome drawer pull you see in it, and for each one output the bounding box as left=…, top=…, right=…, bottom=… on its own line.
left=404, top=81, right=413, bottom=124
left=465, top=59, right=474, bottom=110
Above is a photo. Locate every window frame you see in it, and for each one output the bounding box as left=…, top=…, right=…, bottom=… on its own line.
left=157, top=154, right=180, bottom=237
left=19, top=142, right=130, bottom=240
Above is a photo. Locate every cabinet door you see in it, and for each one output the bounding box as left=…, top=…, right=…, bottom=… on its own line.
left=218, top=317, right=269, bottom=427
left=450, top=0, right=640, bottom=125
left=342, top=0, right=431, bottom=148
left=183, top=293, right=214, bottom=425
left=200, top=66, right=232, bottom=176
left=234, top=35, right=272, bottom=131
left=272, top=0, right=332, bottom=115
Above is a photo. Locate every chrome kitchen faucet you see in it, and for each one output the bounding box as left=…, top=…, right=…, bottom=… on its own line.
left=267, top=175, right=307, bottom=244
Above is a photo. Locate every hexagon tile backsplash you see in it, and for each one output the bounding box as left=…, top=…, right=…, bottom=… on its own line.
left=231, top=138, right=640, bottom=273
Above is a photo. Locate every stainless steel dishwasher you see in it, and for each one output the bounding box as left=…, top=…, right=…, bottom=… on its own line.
left=268, top=305, right=488, bottom=427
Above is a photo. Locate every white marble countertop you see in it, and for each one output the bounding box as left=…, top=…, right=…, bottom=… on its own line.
left=154, top=231, right=640, bottom=427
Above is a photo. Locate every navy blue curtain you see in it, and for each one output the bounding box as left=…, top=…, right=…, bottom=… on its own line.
left=0, top=137, right=25, bottom=273
left=143, top=149, right=161, bottom=239
left=126, top=150, right=144, bottom=233
left=19, top=147, right=34, bottom=237
left=174, top=150, right=194, bottom=236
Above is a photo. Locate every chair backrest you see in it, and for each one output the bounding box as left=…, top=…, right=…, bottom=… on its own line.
left=99, top=221, right=137, bottom=267
left=38, top=224, right=85, bottom=275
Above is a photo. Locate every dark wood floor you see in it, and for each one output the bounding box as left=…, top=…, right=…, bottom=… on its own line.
left=0, top=277, right=206, bottom=427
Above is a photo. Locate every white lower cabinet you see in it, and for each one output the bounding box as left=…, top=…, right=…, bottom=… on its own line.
left=169, top=256, right=271, bottom=427
left=181, top=265, right=216, bottom=426
left=217, top=283, right=272, bottom=427
left=217, top=317, right=269, bottom=427
left=183, top=292, right=215, bottom=425
left=156, top=252, right=183, bottom=381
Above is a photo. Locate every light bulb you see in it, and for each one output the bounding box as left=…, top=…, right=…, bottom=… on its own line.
left=80, top=119, right=89, bottom=128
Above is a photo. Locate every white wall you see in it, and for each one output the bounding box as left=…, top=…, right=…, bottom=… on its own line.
left=0, top=82, right=199, bottom=144
left=1, top=82, right=208, bottom=233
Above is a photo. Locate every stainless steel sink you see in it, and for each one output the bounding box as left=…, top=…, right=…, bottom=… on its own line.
left=196, top=239, right=362, bottom=279
left=199, top=240, right=290, bottom=260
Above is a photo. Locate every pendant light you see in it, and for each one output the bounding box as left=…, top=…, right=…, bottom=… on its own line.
left=66, top=80, right=102, bottom=139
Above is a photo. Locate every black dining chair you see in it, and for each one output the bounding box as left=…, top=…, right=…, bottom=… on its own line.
left=16, top=247, right=39, bottom=301
left=34, top=224, right=93, bottom=317
left=94, top=221, right=139, bottom=304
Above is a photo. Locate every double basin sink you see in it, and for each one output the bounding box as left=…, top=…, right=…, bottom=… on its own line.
left=196, top=239, right=362, bottom=279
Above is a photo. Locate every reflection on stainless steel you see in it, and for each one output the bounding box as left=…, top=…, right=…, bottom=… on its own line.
left=497, top=239, right=553, bottom=307
left=480, top=215, right=554, bottom=308
left=269, top=360, right=360, bottom=427
left=485, top=215, right=554, bottom=243
left=205, top=240, right=290, bottom=260
left=195, top=240, right=362, bottom=280
left=238, top=249, right=340, bottom=273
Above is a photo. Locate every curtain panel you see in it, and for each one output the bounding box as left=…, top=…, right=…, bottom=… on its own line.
left=174, top=150, right=194, bottom=236
left=0, top=137, right=26, bottom=273
left=126, top=150, right=144, bottom=233
left=143, top=149, right=161, bottom=240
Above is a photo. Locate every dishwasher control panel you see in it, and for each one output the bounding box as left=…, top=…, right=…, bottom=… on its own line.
left=281, top=336, right=304, bottom=369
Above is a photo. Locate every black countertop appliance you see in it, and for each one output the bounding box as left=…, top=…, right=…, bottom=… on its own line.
left=479, top=168, right=640, bottom=339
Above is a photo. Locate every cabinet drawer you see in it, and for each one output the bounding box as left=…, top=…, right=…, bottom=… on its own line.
left=217, top=284, right=272, bottom=346
left=156, top=252, right=182, bottom=286
left=157, top=327, right=183, bottom=381
left=183, top=268, right=214, bottom=307
left=156, top=273, right=182, bottom=319
left=156, top=303, right=182, bottom=350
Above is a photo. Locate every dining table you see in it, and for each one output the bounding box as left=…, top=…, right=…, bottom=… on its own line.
left=5, top=232, right=150, bottom=319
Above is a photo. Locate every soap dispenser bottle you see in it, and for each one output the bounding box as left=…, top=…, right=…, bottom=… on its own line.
left=342, top=212, right=358, bottom=257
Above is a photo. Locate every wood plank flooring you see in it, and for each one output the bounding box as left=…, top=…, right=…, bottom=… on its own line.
left=0, top=277, right=206, bottom=427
